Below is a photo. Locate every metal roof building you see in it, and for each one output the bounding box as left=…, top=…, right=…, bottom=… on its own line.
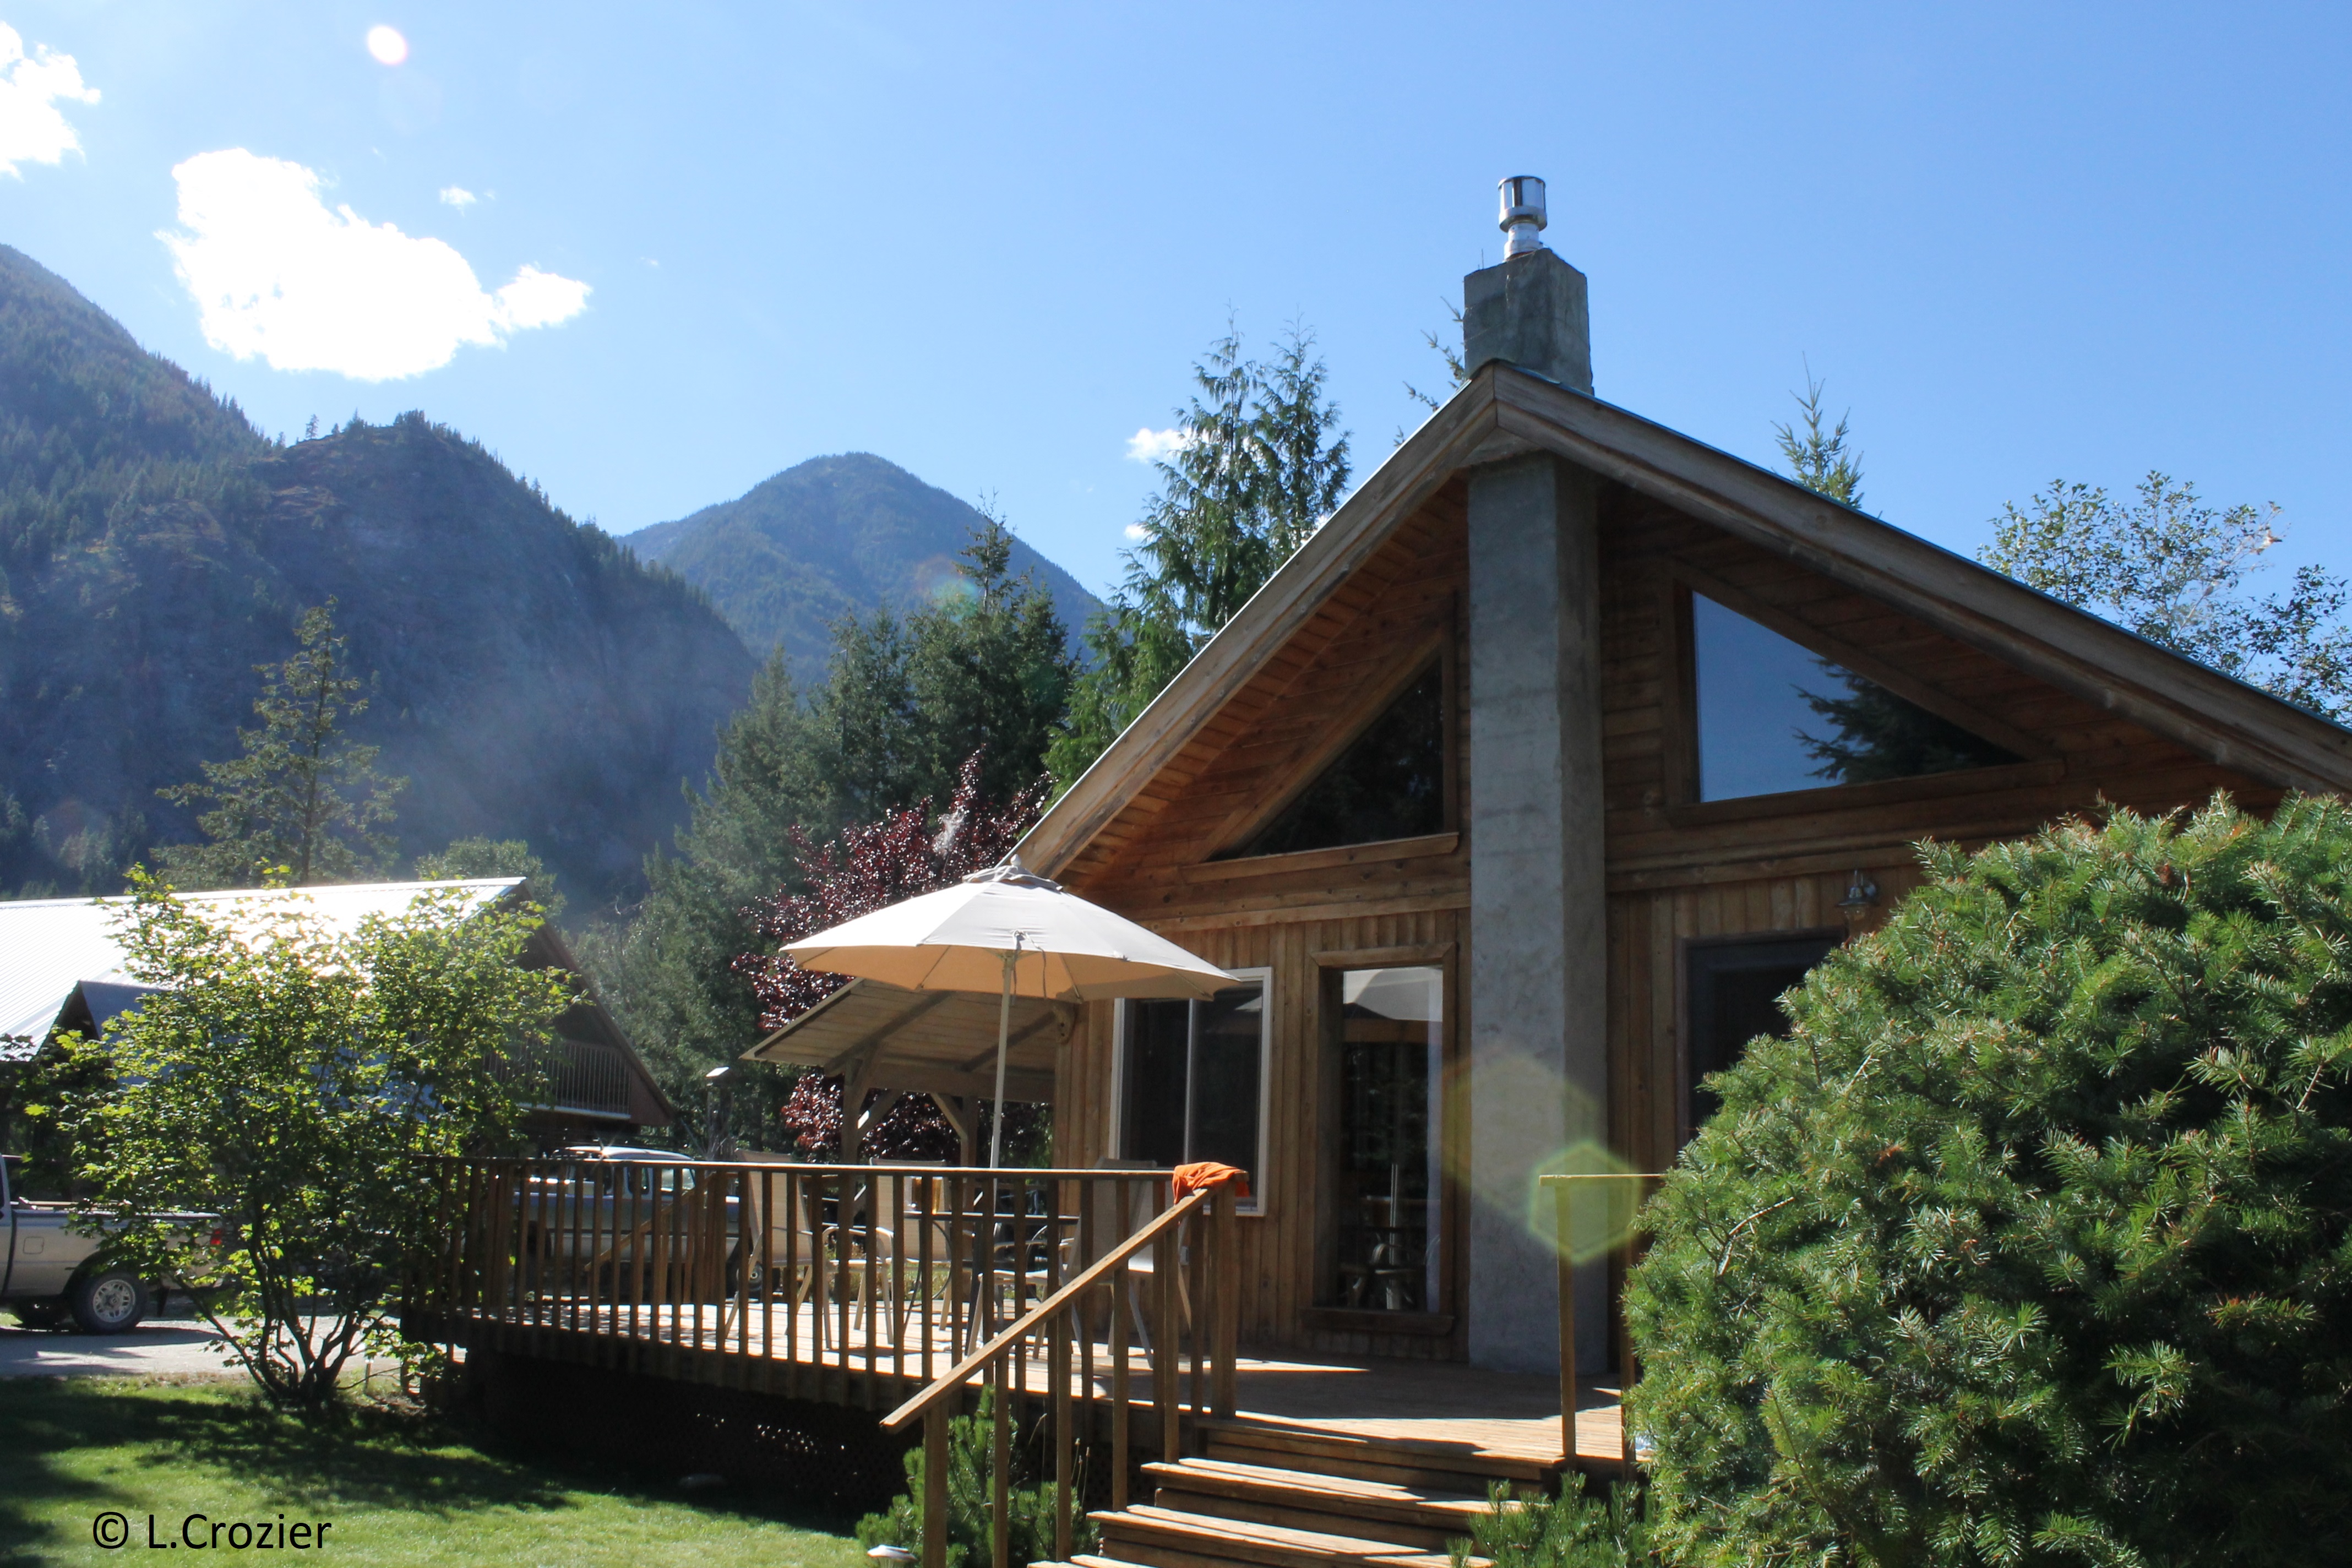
left=0, top=879, right=673, bottom=1136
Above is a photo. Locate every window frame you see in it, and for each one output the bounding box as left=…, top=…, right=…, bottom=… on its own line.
left=1660, top=565, right=2051, bottom=813
left=1109, top=965, right=1274, bottom=1216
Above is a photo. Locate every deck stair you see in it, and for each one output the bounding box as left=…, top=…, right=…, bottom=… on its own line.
left=1048, top=1415, right=1547, bottom=1568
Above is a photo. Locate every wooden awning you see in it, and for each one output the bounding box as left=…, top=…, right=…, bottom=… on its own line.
left=738, top=978, right=1074, bottom=1105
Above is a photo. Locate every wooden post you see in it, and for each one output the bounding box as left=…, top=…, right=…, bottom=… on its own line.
left=923, top=1401, right=950, bottom=1568
left=1212, top=1183, right=1238, bottom=1418
left=991, top=1358, right=1011, bottom=1568
left=1157, top=1197, right=1179, bottom=1460
left=1110, top=1257, right=1131, bottom=1510
left=1555, top=1177, right=1576, bottom=1464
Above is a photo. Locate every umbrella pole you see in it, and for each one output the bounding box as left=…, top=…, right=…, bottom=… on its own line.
left=988, top=943, right=1017, bottom=1168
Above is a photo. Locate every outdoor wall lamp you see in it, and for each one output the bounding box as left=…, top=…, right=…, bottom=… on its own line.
left=1838, top=870, right=1881, bottom=913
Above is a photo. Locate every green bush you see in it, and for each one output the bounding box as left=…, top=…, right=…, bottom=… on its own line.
left=856, top=1390, right=1095, bottom=1568
left=1450, top=1477, right=1648, bottom=1568
left=1629, top=797, right=2352, bottom=1567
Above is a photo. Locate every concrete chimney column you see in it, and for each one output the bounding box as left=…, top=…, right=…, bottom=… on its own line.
left=1461, top=185, right=1609, bottom=1376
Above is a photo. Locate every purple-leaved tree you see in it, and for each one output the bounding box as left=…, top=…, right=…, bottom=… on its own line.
left=733, top=750, right=1049, bottom=1160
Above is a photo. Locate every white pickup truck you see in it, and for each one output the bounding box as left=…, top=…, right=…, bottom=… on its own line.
left=1, top=1153, right=199, bottom=1333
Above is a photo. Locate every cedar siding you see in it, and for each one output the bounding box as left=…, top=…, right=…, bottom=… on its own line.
left=1035, top=364, right=2327, bottom=1364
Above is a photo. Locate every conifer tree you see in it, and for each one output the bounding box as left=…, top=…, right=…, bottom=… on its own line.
left=1773, top=367, right=1863, bottom=509
left=1049, top=322, right=1350, bottom=785
left=1629, top=796, right=2352, bottom=1567
left=154, top=601, right=404, bottom=888
left=579, top=520, right=1071, bottom=1109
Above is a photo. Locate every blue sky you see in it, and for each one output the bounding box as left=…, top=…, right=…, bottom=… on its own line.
left=4, top=2, right=2346, bottom=600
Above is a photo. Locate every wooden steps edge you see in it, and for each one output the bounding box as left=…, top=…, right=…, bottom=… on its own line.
left=1099, top=1503, right=1460, bottom=1568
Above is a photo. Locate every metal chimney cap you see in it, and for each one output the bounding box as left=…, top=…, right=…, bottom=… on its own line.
left=1498, top=175, right=1548, bottom=258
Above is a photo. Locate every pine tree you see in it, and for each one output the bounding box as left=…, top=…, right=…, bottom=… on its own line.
left=154, top=602, right=405, bottom=888
left=1049, top=322, right=1350, bottom=785
left=1629, top=796, right=2352, bottom=1567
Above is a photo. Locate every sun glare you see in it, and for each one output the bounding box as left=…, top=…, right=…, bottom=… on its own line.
left=365, top=25, right=409, bottom=66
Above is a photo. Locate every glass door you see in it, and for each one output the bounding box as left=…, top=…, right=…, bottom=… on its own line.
left=1329, top=965, right=1442, bottom=1313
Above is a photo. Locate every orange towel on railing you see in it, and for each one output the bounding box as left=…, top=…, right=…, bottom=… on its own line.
left=1172, top=1161, right=1251, bottom=1202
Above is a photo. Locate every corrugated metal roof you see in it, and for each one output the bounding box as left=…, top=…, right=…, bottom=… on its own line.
left=0, top=879, right=522, bottom=1047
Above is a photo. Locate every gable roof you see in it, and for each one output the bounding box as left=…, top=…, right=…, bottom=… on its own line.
left=1022, top=362, right=2352, bottom=878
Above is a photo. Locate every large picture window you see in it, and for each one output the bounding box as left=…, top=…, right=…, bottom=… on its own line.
left=1690, top=592, right=2017, bottom=801
left=1114, top=971, right=1270, bottom=1213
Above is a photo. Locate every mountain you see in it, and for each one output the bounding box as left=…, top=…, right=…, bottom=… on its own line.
left=630, top=453, right=1104, bottom=683
left=0, top=245, right=755, bottom=905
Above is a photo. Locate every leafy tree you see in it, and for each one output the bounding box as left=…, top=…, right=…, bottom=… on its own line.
left=1774, top=367, right=1864, bottom=509
left=736, top=749, right=1049, bottom=1161
left=1050, top=322, right=1351, bottom=784
left=415, top=836, right=564, bottom=923
left=580, top=521, right=1070, bottom=1112
left=48, top=873, right=569, bottom=1407
left=154, top=601, right=406, bottom=888
left=1982, top=473, right=2352, bottom=720
left=1627, top=796, right=2352, bottom=1568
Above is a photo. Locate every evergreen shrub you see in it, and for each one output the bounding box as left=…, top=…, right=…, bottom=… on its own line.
left=1628, top=797, right=2352, bottom=1567
left=856, top=1390, right=1093, bottom=1568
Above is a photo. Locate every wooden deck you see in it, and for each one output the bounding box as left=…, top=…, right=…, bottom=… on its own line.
left=422, top=1295, right=1625, bottom=1475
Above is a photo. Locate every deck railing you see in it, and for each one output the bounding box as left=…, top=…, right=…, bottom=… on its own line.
left=1544, top=1171, right=1662, bottom=1472
left=405, top=1157, right=1235, bottom=1435
left=882, top=1182, right=1238, bottom=1568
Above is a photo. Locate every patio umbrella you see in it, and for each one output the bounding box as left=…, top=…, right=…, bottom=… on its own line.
left=783, top=861, right=1236, bottom=1166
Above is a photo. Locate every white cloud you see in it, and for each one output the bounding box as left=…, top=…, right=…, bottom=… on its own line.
left=160, top=149, right=590, bottom=381
left=1123, top=523, right=1150, bottom=541
left=438, top=184, right=476, bottom=208
left=1125, top=426, right=1190, bottom=464
left=0, top=23, right=98, bottom=178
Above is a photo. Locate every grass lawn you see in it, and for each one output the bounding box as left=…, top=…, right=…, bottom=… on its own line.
left=0, top=1375, right=873, bottom=1567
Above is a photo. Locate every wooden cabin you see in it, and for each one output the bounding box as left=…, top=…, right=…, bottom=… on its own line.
left=1014, top=239, right=2352, bottom=1378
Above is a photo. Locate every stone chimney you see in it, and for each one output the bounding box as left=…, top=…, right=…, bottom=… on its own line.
left=1460, top=175, right=1609, bottom=1377
left=1461, top=176, right=1592, bottom=394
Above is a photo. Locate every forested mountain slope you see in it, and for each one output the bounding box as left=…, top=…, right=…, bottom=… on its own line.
left=630, top=453, right=1102, bottom=682
left=0, top=246, right=754, bottom=903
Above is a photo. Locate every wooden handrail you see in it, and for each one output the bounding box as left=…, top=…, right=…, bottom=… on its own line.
left=881, top=1186, right=1211, bottom=1431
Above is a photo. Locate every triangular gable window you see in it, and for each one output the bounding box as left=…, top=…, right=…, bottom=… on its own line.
left=1692, top=592, right=2018, bottom=801
left=1235, top=663, right=1445, bottom=858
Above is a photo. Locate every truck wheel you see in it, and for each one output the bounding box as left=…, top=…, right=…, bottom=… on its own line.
left=69, top=1271, right=151, bottom=1334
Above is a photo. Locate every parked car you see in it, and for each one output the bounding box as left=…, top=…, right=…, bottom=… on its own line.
left=1, top=1153, right=208, bottom=1333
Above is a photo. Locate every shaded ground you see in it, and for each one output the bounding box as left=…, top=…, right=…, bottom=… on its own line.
left=0, top=1376, right=869, bottom=1566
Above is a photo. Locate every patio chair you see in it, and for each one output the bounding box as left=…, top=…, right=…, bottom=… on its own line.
left=1087, top=1160, right=1189, bottom=1355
